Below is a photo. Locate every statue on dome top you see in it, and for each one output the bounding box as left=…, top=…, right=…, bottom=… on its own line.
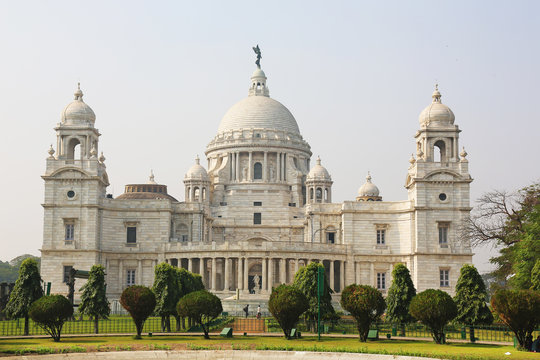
left=252, top=44, right=262, bottom=68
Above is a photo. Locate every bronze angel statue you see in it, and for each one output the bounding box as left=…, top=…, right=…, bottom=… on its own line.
left=253, top=45, right=262, bottom=68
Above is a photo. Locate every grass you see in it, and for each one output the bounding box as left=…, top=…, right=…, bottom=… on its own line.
left=0, top=335, right=536, bottom=359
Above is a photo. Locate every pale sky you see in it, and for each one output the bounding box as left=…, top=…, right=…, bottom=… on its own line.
left=0, top=1, right=538, bottom=273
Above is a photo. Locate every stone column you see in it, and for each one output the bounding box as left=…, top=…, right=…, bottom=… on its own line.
left=248, top=152, right=252, bottom=181
left=137, top=260, right=142, bottom=285
left=330, top=260, right=335, bottom=291
left=118, top=260, right=123, bottom=292
left=294, top=258, right=299, bottom=274
left=280, top=258, right=286, bottom=284
left=276, top=152, right=281, bottom=182
left=370, top=262, right=375, bottom=287
left=224, top=257, right=230, bottom=291
left=237, top=258, right=243, bottom=290
left=340, top=260, right=345, bottom=292
left=268, top=258, right=274, bottom=291
left=188, top=258, right=193, bottom=272
left=235, top=152, right=240, bottom=182
left=355, top=261, right=360, bottom=284
left=282, top=153, right=286, bottom=181
left=262, top=258, right=267, bottom=293
left=243, top=257, right=249, bottom=291
left=201, top=258, right=207, bottom=288
left=211, top=258, right=217, bottom=291
left=263, top=151, right=268, bottom=181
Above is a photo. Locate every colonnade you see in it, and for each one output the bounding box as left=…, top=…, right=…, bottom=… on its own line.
left=229, top=151, right=288, bottom=182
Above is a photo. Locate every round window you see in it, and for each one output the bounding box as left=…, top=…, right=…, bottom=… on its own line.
left=439, top=193, right=447, bottom=201
left=67, top=190, right=75, bottom=198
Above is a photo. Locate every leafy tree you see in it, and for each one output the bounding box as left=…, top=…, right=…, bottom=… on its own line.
left=409, top=289, right=457, bottom=344
left=490, top=289, right=540, bottom=349
left=5, top=258, right=43, bottom=335
left=340, top=284, right=385, bottom=342
left=78, top=264, right=110, bottom=334
left=28, top=295, right=73, bottom=342
left=464, top=183, right=540, bottom=289
left=173, top=268, right=205, bottom=330
left=176, top=290, right=222, bottom=339
left=531, top=259, right=540, bottom=291
left=120, top=285, right=156, bottom=339
left=386, top=263, right=416, bottom=335
left=153, top=263, right=181, bottom=332
left=293, top=262, right=335, bottom=332
left=268, top=284, right=308, bottom=339
left=454, top=264, right=493, bottom=342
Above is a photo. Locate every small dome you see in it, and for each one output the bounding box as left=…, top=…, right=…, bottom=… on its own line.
left=419, top=85, right=455, bottom=126
left=307, top=157, right=331, bottom=181
left=252, top=68, right=266, bottom=79
left=185, top=156, right=209, bottom=181
left=61, top=83, right=96, bottom=125
left=358, top=173, right=380, bottom=197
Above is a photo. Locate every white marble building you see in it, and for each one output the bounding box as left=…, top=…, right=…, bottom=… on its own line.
left=40, top=61, right=473, bottom=303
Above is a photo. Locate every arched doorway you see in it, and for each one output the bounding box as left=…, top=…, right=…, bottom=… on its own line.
left=248, top=262, right=262, bottom=294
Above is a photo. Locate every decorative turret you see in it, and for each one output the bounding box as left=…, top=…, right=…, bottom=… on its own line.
left=184, top=156, right=210, bottom=203
left=306, top=156, right=333, bottom=203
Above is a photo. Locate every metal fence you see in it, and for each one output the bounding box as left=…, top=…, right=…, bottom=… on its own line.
left=1, top=315, right=538, bottom=343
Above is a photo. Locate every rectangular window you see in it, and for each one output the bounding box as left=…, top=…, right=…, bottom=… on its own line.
left=170, top=259, right=178, bottom=267
left=127, top=227, right=137, bottom=243
left=440, top=269, right=449, bottom=287
left=438, top=223, right=449, bottom=245
left=326, top=232, right=335, bottom=244
left=126, top=270, right=136, bottom=286
left=65, top=223, right=74, bottom=241
left=63, top=265, right=73, bottom=283
left=376, top=229, right=386, bottom=245
left=253, top=201, right=262, bottom=206
left=253, top=213, right=262, bottom=225
left=181, top=234, right=188, bottom=242
left=377, top=272, right=386, bottom=290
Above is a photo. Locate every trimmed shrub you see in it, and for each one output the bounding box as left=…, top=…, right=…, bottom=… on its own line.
left=120, top=285, right=156, bottom=339
left=340, top=284, right=386, bottom=342
left=491, top=289, right=540, bottom=349
left=268, top=284, right=308, bottom=339
left=28, top=295, right=73, bottom=342
left=386, top=263, right=416, bottom=336
left=177, top=290, right=222, bottom=339
left=409, top=289, right=457, bottom=344
left=78, top=264, right=110, bottom=334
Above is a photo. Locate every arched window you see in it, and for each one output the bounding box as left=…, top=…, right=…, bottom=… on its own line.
left=316, top=188, right=322, bottom=202
left=175, top=224, right=189, bottom=242
left=324, top=188, right=329, bottom=201
left=254, top=162, right=262, bottom=180
left=434, top=140, right=446, bottom=163
left=66, top=138, right=81, bottom=160
left=310, top=188, right=314, bottom=200
left=194, top=187, right=200, bottom=201
left=202, top=187, right=207, bottom=200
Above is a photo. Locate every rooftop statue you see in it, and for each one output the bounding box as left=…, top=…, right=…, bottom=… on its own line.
left=252, top=45, right=262, bottom=68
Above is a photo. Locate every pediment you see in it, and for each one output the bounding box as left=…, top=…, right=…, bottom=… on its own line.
left=424, top=170, right=462, bottom=181
left=50, top=167, right=91, bottom=178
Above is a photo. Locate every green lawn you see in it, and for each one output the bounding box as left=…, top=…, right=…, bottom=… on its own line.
left=0, top=335, right=536, bottom=359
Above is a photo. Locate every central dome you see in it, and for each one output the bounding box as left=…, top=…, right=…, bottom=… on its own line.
left=217, top=96, right=300, bottom=135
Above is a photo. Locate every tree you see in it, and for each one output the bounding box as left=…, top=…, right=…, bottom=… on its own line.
left=340, top=284, right=385, bottom=342
left=409, top=289, right=457, bottom=344
left=268, top=284, right=308, bottom=339
left=292, top=262, right=335, bottom=331
left=176, top=290, right=222, bottom=339
left=173, top=268, right=205, bottom=330
left=78, top=264, right=110, bottom=334
left=153, top=263, right=181, bottom=332
left=120, top=285, right=156, bottom=339
left=490, top=289, right=540, bottom=349
left=531, top=259, right=540, bottom=291
left=463, top=183, right=540, bottom=289
left=454, top=264, right=493, bottom=342
left=4, top=258, right=43, bottom=335
left=386, top=263, right=416, bottom=336
left=28, top=295, right=73, bottom=342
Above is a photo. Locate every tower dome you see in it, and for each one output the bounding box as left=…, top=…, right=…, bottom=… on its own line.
left=185, top=155, right=209, bottom=181
left=419, top=85, right=455, bottom=127
left=307, top=156, right=331, bottom=181
left=61, top=83, right=96, bottom=125
left=357, top=173, right=382, bottom=201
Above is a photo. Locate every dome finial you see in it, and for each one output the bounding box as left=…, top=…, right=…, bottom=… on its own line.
left=74, top=82, right=84, bottom=100
left=316, top=156, right=321, bottom=165
left=195, top=155, right=200, bottom=165
left=366, top=171, right=372, bottom=182
left=147, top=169, right=157, bottom=184
left=432, top=83, right=441, bottom=102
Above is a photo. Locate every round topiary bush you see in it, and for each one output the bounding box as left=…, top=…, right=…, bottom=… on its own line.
left=177, top=290, right=222, bottom=339
left=28, top=295, right=73, bottom=342
left=120, top=285, right=156, bottom=339
left=340, top=284, right=386, bottom=342
left=409, top=289, right=457, bottom=344
left=268, top=284, right=308, bottom=339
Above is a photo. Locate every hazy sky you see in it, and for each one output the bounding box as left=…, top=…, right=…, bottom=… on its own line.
left=0, top=1, right=538, bottom=273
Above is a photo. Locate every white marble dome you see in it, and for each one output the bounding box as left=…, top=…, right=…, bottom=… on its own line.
left=307, top=157, right=331, bottom=181
left=358, top=173, right=380, bottom=197
left=61, top=84, right=96, bottom=125
left=217, top=95, right=300, bottom=135
left=419, top=86, right=454, bottom=126
left=185, top=156, right=209, bottom=181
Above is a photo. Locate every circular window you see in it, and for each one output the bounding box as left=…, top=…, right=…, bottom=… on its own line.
left=67, top=190, right=75, bottom=198
left=439, top=193, right=447, bottom=201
